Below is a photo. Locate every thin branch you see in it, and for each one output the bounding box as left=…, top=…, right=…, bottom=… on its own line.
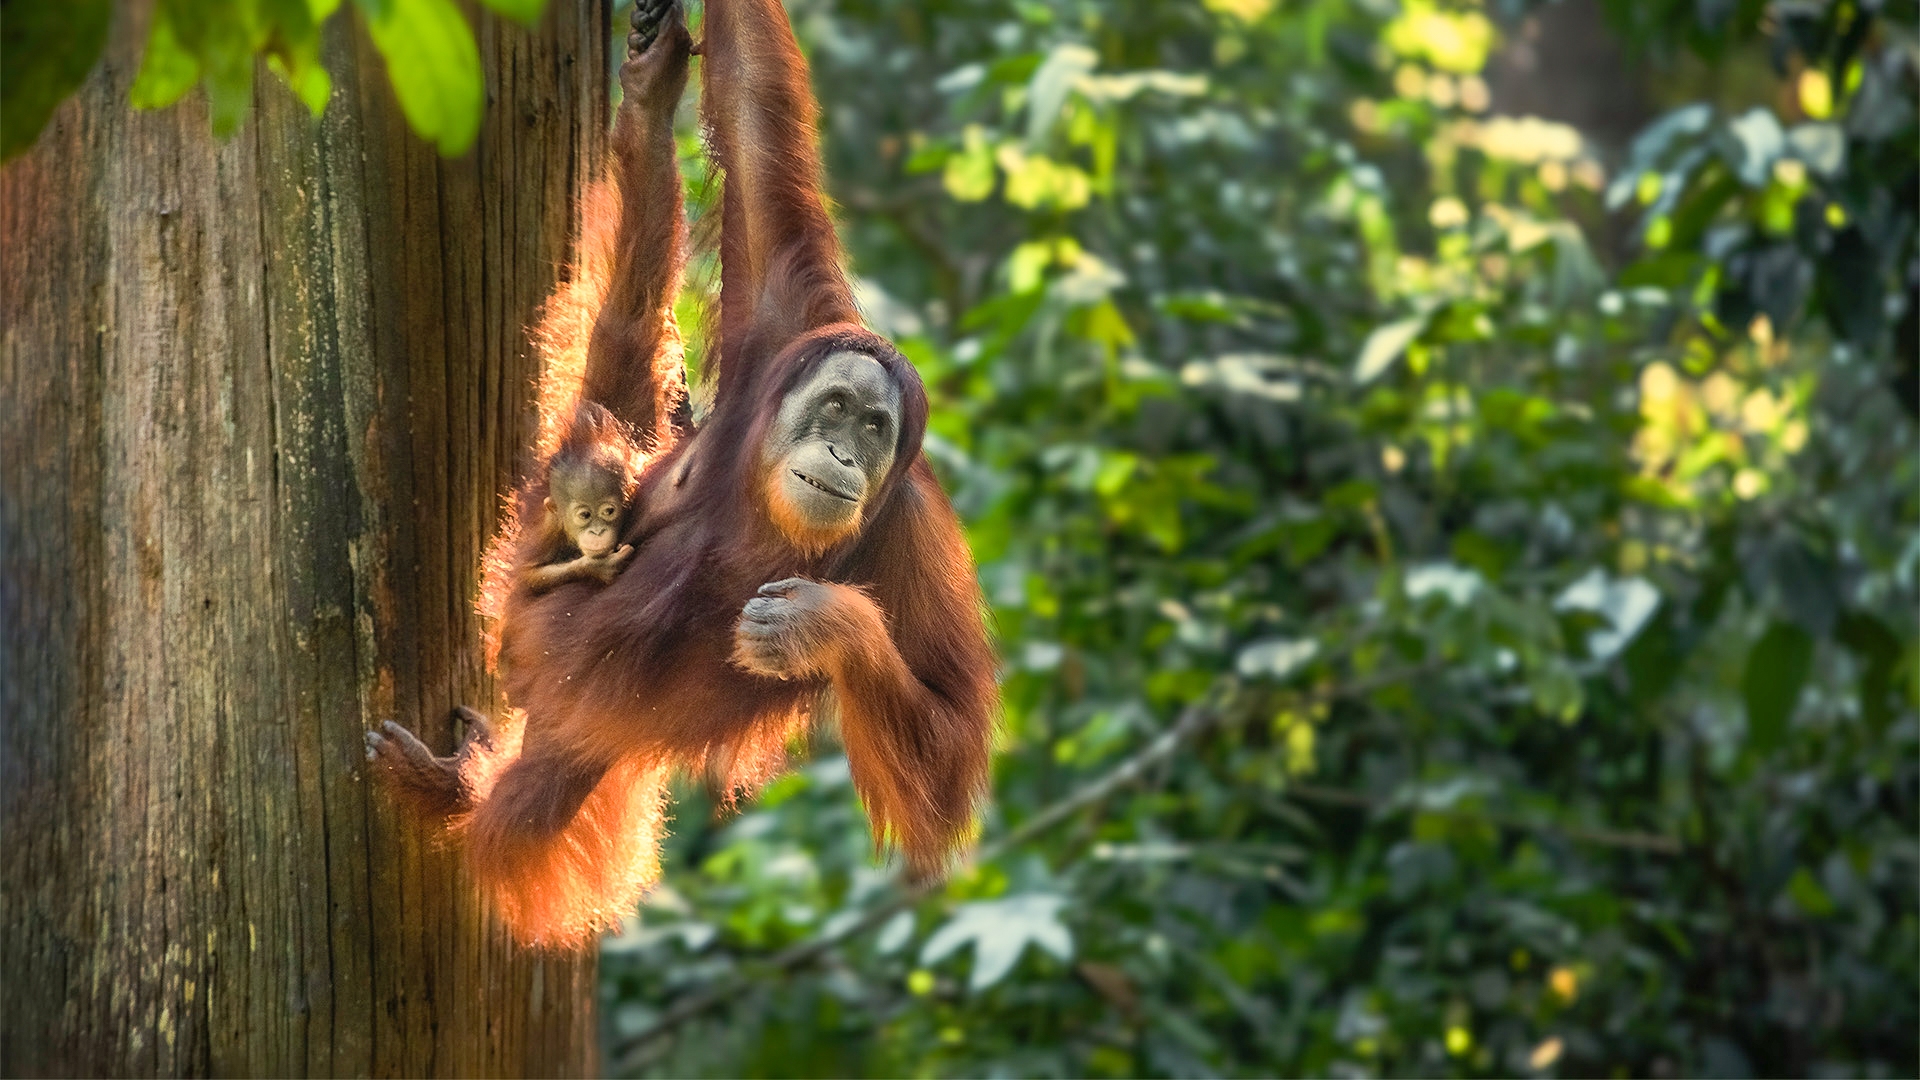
left=1281, top=783, right=1684, bottom=855
left=609, top=665, right=1427, bottom=1071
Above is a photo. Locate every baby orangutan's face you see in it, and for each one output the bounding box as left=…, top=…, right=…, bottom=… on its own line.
left=547, top=470, right=623, bottom=557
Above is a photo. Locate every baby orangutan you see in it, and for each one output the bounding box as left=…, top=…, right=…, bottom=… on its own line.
left=523, top=403, right=637, bottom=593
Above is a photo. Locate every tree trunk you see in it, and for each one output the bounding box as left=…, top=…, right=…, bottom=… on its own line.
left=1, top=2, right=607, bottom=1075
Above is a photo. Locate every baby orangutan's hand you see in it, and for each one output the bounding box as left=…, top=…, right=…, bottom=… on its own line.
left=581, top=544, right=635, bottom=583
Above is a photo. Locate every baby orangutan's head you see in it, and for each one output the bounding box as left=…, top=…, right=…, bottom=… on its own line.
left=545, top=402, right=636, bottom=556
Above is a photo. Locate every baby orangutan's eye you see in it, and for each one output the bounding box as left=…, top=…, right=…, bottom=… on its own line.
left=600, top=504, right=619, bottom=520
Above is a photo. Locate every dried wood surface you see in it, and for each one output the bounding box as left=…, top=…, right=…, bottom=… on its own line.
left=1, top=2, right=609, bottom=1074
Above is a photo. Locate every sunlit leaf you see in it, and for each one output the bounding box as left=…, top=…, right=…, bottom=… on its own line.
left=920, top=894, right=1073, bottom=991
left=1354, top=316, right=1426, bottom=384
left=1235, top=637, right=1318, bottom=681
left=1785, top=122, right=1845, bottom=178
left=942, top=125, right=997, bottom=202
left=1024, top=43, right=1097, bottom=142
left=128, top=9, right=203, bottom=113
left=1554, top=569, right=1661, bottom=662
left=356, top=0, right=483, bottom=156
left=1406, top=562, right=1484, bottom=606
left=1725, top=107, right=1785, bottom=187
left=875, top=910, right=916, bottom=955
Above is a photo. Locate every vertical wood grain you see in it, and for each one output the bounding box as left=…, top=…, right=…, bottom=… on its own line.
left=0, top=1, right=609, bottom=1075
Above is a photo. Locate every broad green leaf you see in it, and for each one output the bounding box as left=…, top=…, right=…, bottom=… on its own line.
left=163, top=0, right=271, bottom=115
left=262, top=0, right=334, bottom=116
left=920, top=894, right=1072, bottom=991
left=129, top=9, right=202, bottom=112
left=1836, top=611, right=1902, bottom=734
left=942, top=125, right=997, bottom=202
left=875, top=911, right=915, bottom=956
left=1354, top=316, right=1426, bottom=384
left=1092, top=452, right=1137, bottom=496
left=203, top=56, right=257, bottom=138
left=1078, top=300, right=1134, bottom=350
left=1005, top=240, right=1053, bottom=294
left=1554, top=569, right=1661, bottom=662
left=357, top=0, right=483, bottom=156
left=0, top=0, right=111, bottom=161
left=1180, top=354, right=1303, bottom=403
left=267, top=53, right=335, bottom=116
left=1075, top=70, right=1208, bottom=103
left=1024, top=43, right=1097, bottom=142
left=1742, top=621, right=1813, bottom=753
left=1406, top=562, right=1483, bottom=606
left=1784, top=866, right=1835, bottom=917
left=1529, top=661, right=1585, bottom=722
left=1236, top=637, right=1319, bottom=681
left=1725, top=107, right=1785, bottom=187
left=1786, top=122, right=1845, bottom=178
left=997, top=146, right=1091, bottom=212
left=1625, top=103, right=1712, bottom=174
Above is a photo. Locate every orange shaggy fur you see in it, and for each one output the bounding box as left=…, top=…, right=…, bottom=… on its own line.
left=376, top=0, right=997, bottom=949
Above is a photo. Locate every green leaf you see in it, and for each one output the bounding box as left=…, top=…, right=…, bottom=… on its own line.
left=1236, top=637, right=1319, bottom=681
left=942, top=126, right=997, bottom=202
left=356, top=0, right=484, bottom=156
left=1742, top=621, right=1813, bottom=754
left=203, top=56, right=258, bottom=138
left=1024, top=43, right=1097, bottom=143
left=1784, top=866, right=1835, bottom=917
left=1092, top=452, right=1137, bottom=496
left=267, top=53, right=335, bottom=116
left=477, top=0, right=547, bottom=25
left=920, top=894, right=1072, bottom=991
left=129, top=11, right=203, bottom=112
left=1836, top=611, right=1902, bottom=735
left=1725, top=107, right=1785, bottom=188
left=1528, top=661, right=1585, bottom=723
left=1354, top=316, right=1426, bottom=384
left=0, top=0, right=111, bottom=161
left=262, top=0, right=334, bottom=116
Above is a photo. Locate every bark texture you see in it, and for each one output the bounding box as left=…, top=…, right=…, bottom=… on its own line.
left=0, top=1, right=608, bottom=1075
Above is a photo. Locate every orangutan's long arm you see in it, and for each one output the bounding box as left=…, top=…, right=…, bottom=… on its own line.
left=732, top=469, right=997, bottom=871
left=701, top=0, right=862, bottom=397
left=581, top=0, right=695, bottom=443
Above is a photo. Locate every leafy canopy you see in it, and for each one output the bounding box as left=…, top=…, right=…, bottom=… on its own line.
left=607, top=0, right=1917, bottom=1077
left=0, top=0, right=549, bottom=160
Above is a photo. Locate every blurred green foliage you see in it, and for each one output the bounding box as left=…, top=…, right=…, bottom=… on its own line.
left=10, top=0, right=1910, bottom=1074
left=606, top=1, right=1919, bottom=1077
left=0, top=0, right=548, bottom=159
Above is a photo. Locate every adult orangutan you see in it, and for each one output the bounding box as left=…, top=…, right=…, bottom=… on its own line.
left=365, top=0, right=998, bottom=946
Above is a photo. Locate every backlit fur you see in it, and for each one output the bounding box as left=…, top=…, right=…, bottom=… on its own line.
left=378, top=0, right=997, bottom=948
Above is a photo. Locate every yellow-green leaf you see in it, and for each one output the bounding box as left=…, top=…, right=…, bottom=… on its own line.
left=1354, top=316, right=1426, bottom=384
left=942, top=125, right=997, bottom=202
left=357, top=0, right=483, bottom=156
left=129, top=11, right=202, bottom=112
